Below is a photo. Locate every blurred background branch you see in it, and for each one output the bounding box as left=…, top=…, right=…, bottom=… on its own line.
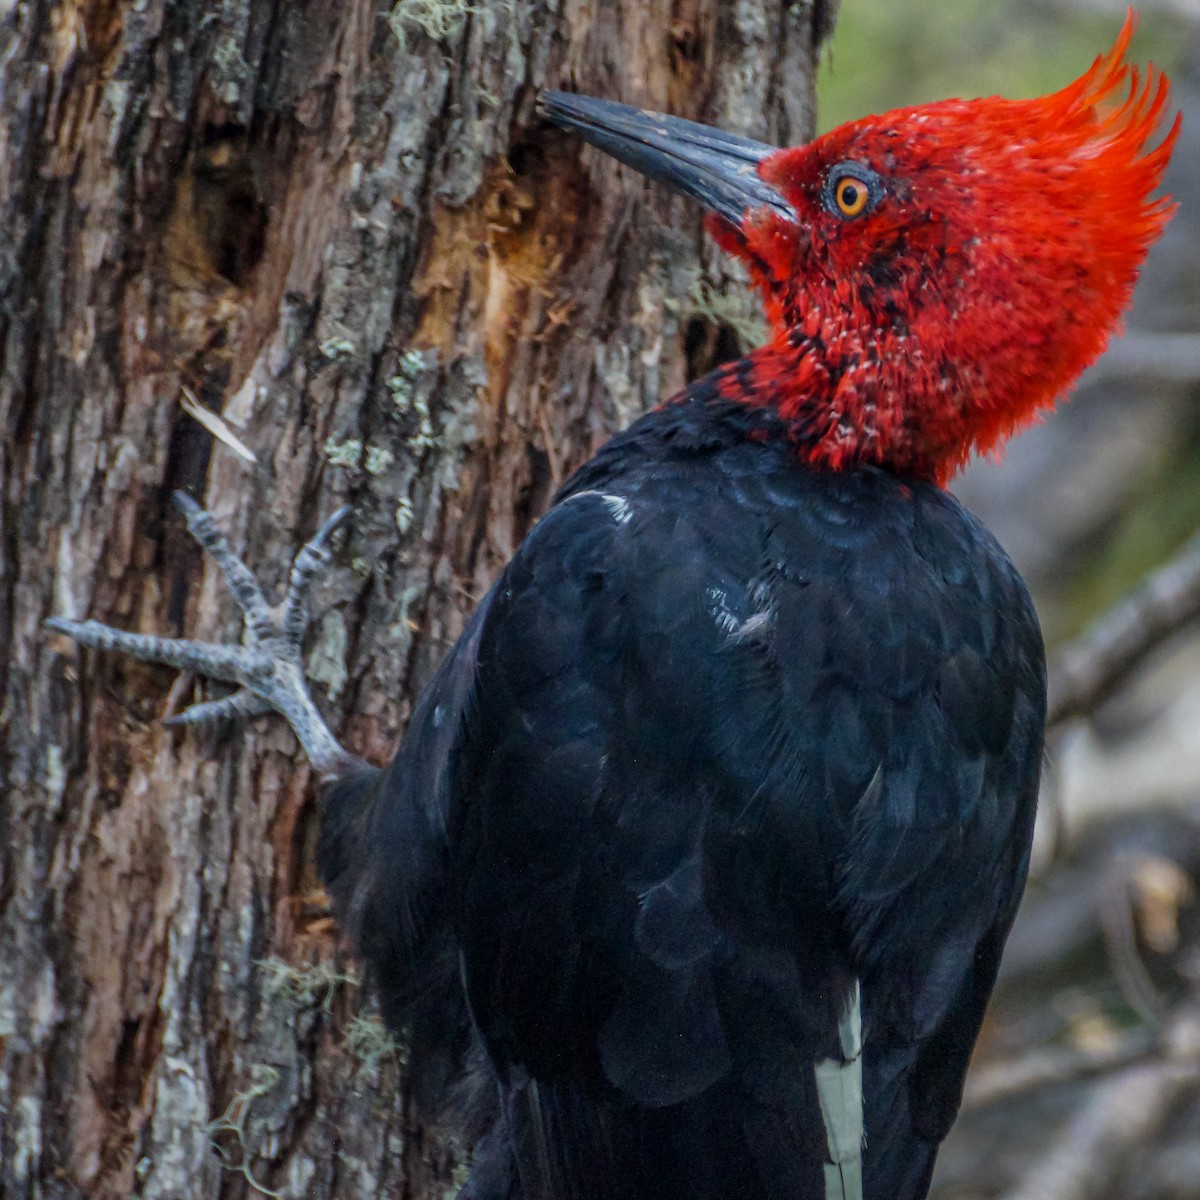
left=1047, top=528, right=1200, bottom=727
left=1088, top=332, right=1200, bottom=385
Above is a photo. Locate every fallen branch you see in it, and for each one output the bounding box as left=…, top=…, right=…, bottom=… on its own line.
left=1047, top=527, right=1200, bottom=728
left=982, top=1002, right=1200, bottom=1200
left=961, top=1031, right=1156, bottom=1112
left=997, top=1054, right=1200, bottom=1200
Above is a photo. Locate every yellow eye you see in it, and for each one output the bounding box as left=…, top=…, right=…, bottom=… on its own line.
left=835, top=174, right=871, bottom=218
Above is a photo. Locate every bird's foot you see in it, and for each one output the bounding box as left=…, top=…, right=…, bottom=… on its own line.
left=47, top=493, right=360, bottom=778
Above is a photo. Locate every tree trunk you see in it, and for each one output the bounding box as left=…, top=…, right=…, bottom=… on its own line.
left=0, top=2, right=830, bottom=1196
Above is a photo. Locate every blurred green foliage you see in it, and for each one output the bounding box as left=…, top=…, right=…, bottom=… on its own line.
left=817, top=1, right=1191, bottom=132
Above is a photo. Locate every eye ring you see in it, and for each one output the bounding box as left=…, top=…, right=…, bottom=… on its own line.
left=823, top=162, right=884, bottom=220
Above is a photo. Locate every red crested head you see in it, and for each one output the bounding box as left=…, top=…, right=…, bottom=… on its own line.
left=717, top=12, right=1178, bottom=481
left=544, top=13, right=1179, bottom=484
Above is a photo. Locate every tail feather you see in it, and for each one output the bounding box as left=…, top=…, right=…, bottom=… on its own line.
left=478, top=1074, right=841, bottom=1200
left=469, top=975, right=866, bottom=1200
left=503, top=1080, right=624, bottom=1200
left=318, top=764, right=472, bottom=1110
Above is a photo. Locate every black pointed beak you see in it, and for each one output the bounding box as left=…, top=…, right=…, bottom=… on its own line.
left=540, top=91, right=795, bottom=227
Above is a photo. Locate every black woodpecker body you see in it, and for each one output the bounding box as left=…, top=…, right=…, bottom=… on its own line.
left=319, top=392, right=1045, bottom=1200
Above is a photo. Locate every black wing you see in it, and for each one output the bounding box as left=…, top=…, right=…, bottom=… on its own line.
left=446, top=425, right=1044, bottom=1200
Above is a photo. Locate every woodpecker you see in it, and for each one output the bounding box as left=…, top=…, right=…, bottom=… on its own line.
left=50, top=17, right=1177, bottom=1200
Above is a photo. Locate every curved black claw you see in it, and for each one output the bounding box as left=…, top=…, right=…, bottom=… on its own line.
left=47, top=498, right=359, bottom=778
left=283, top=506, right=352, bottom=644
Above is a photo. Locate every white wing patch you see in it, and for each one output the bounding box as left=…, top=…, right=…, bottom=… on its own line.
left=815, top=981, right=864, bottom=1200
left=729, top=608, right=773, bottom=644
left=601, top=493, right=633, bottom=524
left=563, top=490, right=633, bottom=525
left=706, top=586, right=743, bottom=636
left=708, top=586, right=777, bottom=644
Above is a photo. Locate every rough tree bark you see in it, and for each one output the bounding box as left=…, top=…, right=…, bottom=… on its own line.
left=0, top=2, right=832, bottom=1197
